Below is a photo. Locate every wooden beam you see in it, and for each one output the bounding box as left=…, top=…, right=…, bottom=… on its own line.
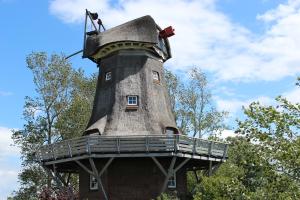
left=55, top=172, right=68, bottom=187
left=174, top=158, right=190, bottom=173
left=208, top=160, right=212, bottom=177
left=43, top=152, right=224, bottom=166
left=75, top=160, right=95, bottom=176
left=211, top=163, right=221, bottom=175
left=161, top=157, right=177, bottom=193
left=151, top=157, right=167, bottom=176
left=191, top=170, right=201, bottom=195
left=66, top=173, right=71, bottom=186
left=42, top=166, right=62, bottom=188
left=89, top=158, right=108, bottom=200
left=99, top=158, right=114, bottom=176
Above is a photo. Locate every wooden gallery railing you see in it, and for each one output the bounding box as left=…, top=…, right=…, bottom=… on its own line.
left=36, top=135, right=229, bottom=162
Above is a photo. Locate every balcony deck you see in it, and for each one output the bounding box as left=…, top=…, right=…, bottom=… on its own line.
left=36, top=135, right=229, bottom=165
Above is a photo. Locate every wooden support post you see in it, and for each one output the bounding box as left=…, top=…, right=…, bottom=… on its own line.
left=211, top=163, right=221, bottom=175
left=151, top=157, right=167, bottom=176
left=75, top=160, right=95, bottom=176
left=66, top=173, right=71, bottom=186
left=161, top=157, right=177, bottom=193
left=42, top=166, right=63, bottom=188
left=194, top=170, right=199, bottom=182
left=89, top=158, right=108, bottom=200
left=99, top=158, right=114, bottom=176
left=174, top=158, right=190, bottom=173
left=208, top=160, right=212, bottom=177
left=191, top=170, right=201, bottom=195
left=55, top=172, right=68, bottom=187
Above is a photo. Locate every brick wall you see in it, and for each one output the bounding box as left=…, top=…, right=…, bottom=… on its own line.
left=79, top=157, right=188, bottom=200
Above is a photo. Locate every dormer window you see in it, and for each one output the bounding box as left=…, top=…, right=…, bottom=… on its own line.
left=152, top=71, right=160, bottom=83
left=127, top=95, right=138, bottom=106
left=105, top=71, right=112, bottom=81
left=126, top=95, right=138, bottom=110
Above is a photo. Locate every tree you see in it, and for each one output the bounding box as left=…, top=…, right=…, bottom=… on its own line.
left=192, top=136, right=300, bottom=200
left=236, top=93, right=300, bottom=182
left=165, top=68, right=228, bottom=137
left=55, top=70, right=97, bottom=139
left=190, top=78, right=300, bottom=200
left=164, top=69, right=190, bottom=134
left=11, top=52, right=96, bottom=199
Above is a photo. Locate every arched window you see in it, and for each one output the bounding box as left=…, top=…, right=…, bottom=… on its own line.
left=152, top=71, right=160, bottom=83
left=165, top=127, right=179, bottom=135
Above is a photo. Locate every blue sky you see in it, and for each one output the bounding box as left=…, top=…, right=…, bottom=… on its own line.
left=0, top=0, right=300, bottom=198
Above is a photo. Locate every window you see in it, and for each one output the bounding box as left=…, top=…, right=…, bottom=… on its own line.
left=90, top=175, right=98, bottom=190
left=152, top=71, right=160, bottom=82
left=105, top=71, right=112, bottom=81
left=127, top=95, right=138, bottom=106
left=167, top=172, right=176, bottom=188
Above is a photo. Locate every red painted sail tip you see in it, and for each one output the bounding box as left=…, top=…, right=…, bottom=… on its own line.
left=159, top=26, right=175, bottom=39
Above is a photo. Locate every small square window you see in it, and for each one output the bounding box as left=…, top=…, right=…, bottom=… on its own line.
left=105, top=71, right=112, bottom=81
left=167, top=172, right=176, bottom=188
left=90, top=175, right=98, bottom=190
left=152, top=71, right=160, bottom=82
left=127, top=95, right=138, bottom=106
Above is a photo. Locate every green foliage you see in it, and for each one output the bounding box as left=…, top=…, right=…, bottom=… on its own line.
left=155, top=192, right=180, bottom=200
left=10, top=52, right=95, bottom=199
left=236, top=95, right=300, bottom=182
left=189, top=78, right=300, bottom=199
left=191, top=137, right=300, bottom=200
left=164, top=68, right=228, bottom=137
left=55, top=70, right=97, bottom=139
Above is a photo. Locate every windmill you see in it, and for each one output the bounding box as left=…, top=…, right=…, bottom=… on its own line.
left=36, top=9, right=228, bottom=200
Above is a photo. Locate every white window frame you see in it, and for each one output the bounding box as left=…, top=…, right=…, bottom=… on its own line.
left=90, top=175, right=98, bottom=190
left=167, top=172, right=176, bottom=189
left=127, top=95, right=138, bottom=106
left=105, top=71, right=112, bottom=81
left=152, top=71, right=160, bottom=82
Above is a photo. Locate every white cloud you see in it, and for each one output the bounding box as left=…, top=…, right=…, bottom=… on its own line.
left=49, top=0, right=300, bottom=82
left=219, top=129, right=237, bottom=139
left=283, top=87, right=300, bottom=103
left=216, top=96, right=274, bottom=114
left=0, top=127, right=19, bottom=158
left=0, top=127, right=21, bottom=199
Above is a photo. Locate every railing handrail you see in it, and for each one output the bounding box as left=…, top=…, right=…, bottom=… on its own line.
left=36, top=134, right=229, bottom=162
left=39, top=134, right=228, bottom=148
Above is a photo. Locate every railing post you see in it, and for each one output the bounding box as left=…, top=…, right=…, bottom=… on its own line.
left=51, top=145, right=56, bottom=160
left=208, top=141, right=214, bottom=157
left=146, top=136, right=149, bottom=152
left=36, top=148, right=42, bottom=162
left=174, top=135, right=179, bottom=152
left=222, top=144, right=228, bottom=161
left=86, top=137, right=91, bottom=154
left=117, top=137, right=120, bottom=153
left=67, top=141, right=72, bottom=157
left=193, top=138, right=196, bottom=154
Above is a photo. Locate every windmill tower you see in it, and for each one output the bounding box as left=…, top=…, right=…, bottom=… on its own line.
left=37, top=10, right=228, bottom=200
